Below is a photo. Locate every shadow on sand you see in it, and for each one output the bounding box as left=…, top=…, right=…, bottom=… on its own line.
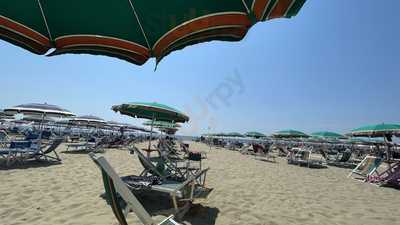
left=181, top=204, right=220, bottom=225
left=60, top=150, right=104, bottom=155
left=100, top=191, right=220, bottom=225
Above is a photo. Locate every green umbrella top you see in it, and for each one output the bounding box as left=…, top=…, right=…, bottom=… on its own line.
left=272, top=129, right=309, bottom=138
left=345, top=137, right=386, bottom=145
left=349, top=123, right=400, bottom=138
left=112, top=102, right=189, bottom=123
left=311, top=131, right=344, bottom=139
left=244, top=131, right=266, bottom=138
left=227, top=132, right=245, bottom=137
left=0, top=0, right=306, bottom=66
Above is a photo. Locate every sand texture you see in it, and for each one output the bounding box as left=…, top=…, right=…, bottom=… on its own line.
left=1, top=142, right=399, bottom=225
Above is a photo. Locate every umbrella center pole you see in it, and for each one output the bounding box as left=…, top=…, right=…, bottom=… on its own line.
left=147, top=116, right=155, bottom=157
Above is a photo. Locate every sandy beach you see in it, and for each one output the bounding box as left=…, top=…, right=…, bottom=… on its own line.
left=1, top=142, right=399, bottom=225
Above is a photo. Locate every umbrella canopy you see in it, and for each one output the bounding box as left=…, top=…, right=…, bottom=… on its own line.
left=143, top=120, right=181, bottom=128
left=0, top=1, right=306, bottom=66
left=244, top=131, right=266, bottom=138
left=227, top=132, right=244, bottom=137
left=349, top=123, right=400, bottom=138
left=3, top=103, right=75, bottom=117
left=272, top=129, right=309, bottom=138
left=0, top=110, right=13, bottom=120
left=311, top=131, right=344, bottom=139
left=69, top=115, right=107, bottom=127
left=17, top=115, right=58, bottom=123
left=112, top=102, right=189, bottom=123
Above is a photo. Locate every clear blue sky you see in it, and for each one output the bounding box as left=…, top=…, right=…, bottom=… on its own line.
left=1, top=0, right=399, bottom=136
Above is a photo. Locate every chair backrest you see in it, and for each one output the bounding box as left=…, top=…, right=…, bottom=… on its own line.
left=0, top=130, right=10, bottom=141
left=339, top=149, right=352, bottom=162
left=42, top=138, right=63, bottom=154
left=131, top=146, right=167, bottom=178
left=41, top=130, right=52, bottom=140
left=353, top=156, right=383, bottom=176
left=89, top=153, right=154, bottom=225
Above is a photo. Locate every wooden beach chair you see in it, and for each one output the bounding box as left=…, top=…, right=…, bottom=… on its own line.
left=348, top=155, right=383, bottom=181
left=89, top=153, right=180, bottom=225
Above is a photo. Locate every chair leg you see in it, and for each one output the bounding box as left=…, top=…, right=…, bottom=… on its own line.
left=54, top=151, right=61, bottom=161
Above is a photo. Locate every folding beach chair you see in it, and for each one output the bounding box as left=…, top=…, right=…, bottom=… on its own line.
left=348, top=155, right=383, bottom=180
left=89, top=153, right=180, bottom=225
left=131, top=146, right=187, bottom=181
left=34, top=138, right=63, bottom=162
left=327, top=149, right=357, bottom=168
left=129, top=147, right=211, bottom=217
left=254, top=144, right=276, bottom=163
left=367, top=160, right=400, bottom=187
left=0, top=130, right=10, bottom=148
left=239, top=144, right=252, bottom=155
left=0, top=140, right=41, bottom=166
left=178, top=142, right=207, bottom=159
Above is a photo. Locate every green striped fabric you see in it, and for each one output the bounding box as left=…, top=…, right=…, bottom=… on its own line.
left=0, top=0, right=307, bottom=66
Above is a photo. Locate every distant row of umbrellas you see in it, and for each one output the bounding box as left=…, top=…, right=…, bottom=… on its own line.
left=204, top=124, right=400, bottom=142
left=0, top=102, right=187, bottom=133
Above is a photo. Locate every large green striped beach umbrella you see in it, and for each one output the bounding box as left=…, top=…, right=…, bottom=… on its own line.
left=349, top=123, right=400, bottom=160
left=349, top=123, right=400, bottom=138
left=272, top=129, right=309, bottom=138
left=311, top=131, right=344, bottom=139
left=244, top=131, right=266, bottom=138
left=112, top=102, right=189, bottom=154
left=112, top=102, right=189, bottom=123
left=0, top=0, right=306, bottom=66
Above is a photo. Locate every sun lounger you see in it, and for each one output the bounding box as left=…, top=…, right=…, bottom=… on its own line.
left=89, top=153, right=180, bottom=225
left=348, top=155, right=383, bottom=180
left=131, top=146, right=187, bottom=181
left=129, top=147, right=211, bottom=217
left=327, top=149, right=357, bottom=168
left=288, top=147, right=327, bottom=168
left=34, top=138, right=63, bottom=162
left=239, top=144, right=252, bottom=155
left=253, top=144, right=277, bottom=163
left=0, top=140, right=41, bottom=166
left=66, top=137, right=105, bottom=153
left=156, top=145, right=204, bottom=184
left=367, top=160, right=400, bottom=187
left=179, top=142, right=207, bottom=159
